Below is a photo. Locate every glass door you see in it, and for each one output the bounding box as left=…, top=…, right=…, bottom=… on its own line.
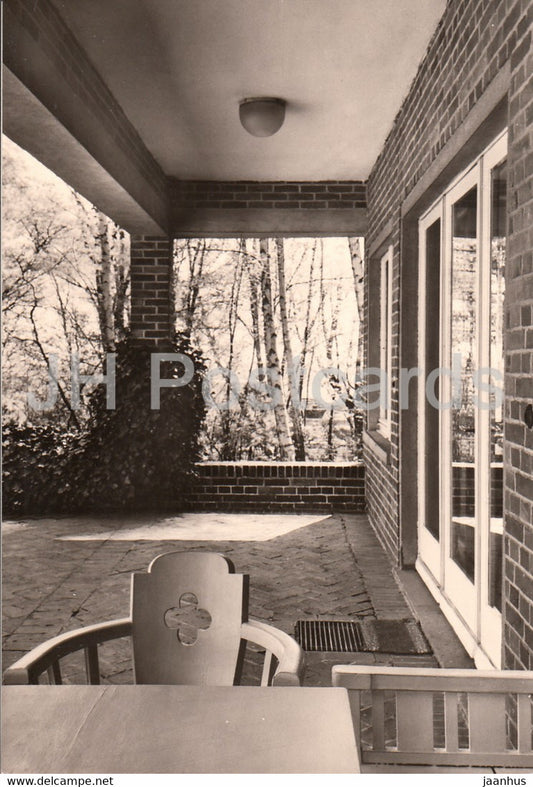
left=418, top=203, right=443, bottom=582
left=479, top=135, right=507, bottom=668
left=442, top=166, right=479, bottom=635
left=417, top=131, right=507, bottom=667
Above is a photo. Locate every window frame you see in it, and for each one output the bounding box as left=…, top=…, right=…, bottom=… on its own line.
left=378, top=245, right=393, bottom=439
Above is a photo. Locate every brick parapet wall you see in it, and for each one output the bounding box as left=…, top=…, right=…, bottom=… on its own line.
left=185, top=462, right=365, bottom=513
left=364, top=0, right=532, bottom=667
left=170, top=180, right=366, bottom=211
left=130, top=236, right=174, bottom=341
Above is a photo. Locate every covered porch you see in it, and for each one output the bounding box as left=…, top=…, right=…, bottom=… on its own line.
left=3, top=0, right=533, bottom=776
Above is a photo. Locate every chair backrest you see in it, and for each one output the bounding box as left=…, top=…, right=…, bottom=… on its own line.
left=131, top=551, right=249, bottom=685
left=332, top=665, right=533, bottom=768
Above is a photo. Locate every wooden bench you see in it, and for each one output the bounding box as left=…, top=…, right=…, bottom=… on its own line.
left=332, top=665, right=533, bottom=772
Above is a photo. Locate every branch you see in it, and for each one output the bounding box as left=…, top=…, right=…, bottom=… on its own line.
left=28, top=295, right=80, bottom=429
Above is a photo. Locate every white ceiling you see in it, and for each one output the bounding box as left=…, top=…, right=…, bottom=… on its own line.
left=52, top=0, right=446, bottom=181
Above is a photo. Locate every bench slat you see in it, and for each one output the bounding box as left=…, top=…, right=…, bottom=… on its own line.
left=371, top=691, right=385, bottom=751
left=444, top=692, right=460, bottom=753
left=469, top=692, right=507, bottom=753
left=517, top=693, right=532, bottom=753
left=396, top=691, right=434, bottom=752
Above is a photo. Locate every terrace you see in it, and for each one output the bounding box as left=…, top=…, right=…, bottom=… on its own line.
left=2, top=0, right=533, bottom=776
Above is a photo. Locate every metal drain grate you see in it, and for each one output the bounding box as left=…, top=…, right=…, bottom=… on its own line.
left=294, top=618, right=432, bottom=654
left=294, top=620, right=365, bottom=652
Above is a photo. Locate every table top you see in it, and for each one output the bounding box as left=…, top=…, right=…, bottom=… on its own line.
left=2, top=684, right=360, bottom=774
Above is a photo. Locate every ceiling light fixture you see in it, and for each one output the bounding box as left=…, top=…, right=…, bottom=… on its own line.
left=239, top=97, right=286, bottom=137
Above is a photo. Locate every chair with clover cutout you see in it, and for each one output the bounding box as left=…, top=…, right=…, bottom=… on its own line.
left=4, top=552, right=304, bottom=687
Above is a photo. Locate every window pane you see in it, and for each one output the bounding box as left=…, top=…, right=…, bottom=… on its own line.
left=425, top=219, right=440, bottom=540
left=379, top=249, right=391, bottom=434
left=489, top=160, right=506, bottom=611
left=450, top=185, right=477, bottom=582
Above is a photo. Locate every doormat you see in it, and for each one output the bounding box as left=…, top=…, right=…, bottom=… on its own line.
left=294, top=618, right=432, bottom=654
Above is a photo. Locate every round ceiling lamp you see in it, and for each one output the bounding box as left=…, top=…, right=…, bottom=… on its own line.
left=239, top=97, right=286, bottom=137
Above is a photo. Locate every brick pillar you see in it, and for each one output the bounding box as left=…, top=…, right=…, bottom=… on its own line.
left=502, top=20, right=533, bottom=670
left=130, top=235, right=174, bottom=342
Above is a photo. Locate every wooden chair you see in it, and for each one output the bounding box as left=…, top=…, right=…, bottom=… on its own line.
left=332, top=665, right=533, bottom=772
left=4, top=552, right=304, bottom=687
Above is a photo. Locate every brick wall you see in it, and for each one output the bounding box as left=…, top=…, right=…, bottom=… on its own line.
left=185, top=462, right=365, bottom=513
left=130, top=236, right=174, bottom=341
left=363, top=448, right=398, bottom=561
left=364, top=239, right=401, bottom=564
left=367, top=1, right=530, bottom=245
left=503, top=3, right=533, bottom=669
left=364, top=0, right=532, bottom=667
left=171, top=180, right=366, bottom=212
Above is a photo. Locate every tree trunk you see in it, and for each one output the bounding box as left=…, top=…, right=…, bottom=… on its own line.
left=246, top=244, right=265, bottom=376
left=275, top=237, right=305, bottom=460
left=348, top=236, right=365, bottom=373
left=113, top=229, right=129, bottom=340
left=184, top=238, right=207, bottom=338
left=321, top=274, right=343, bottom=461
left=300, top=239, right=318, bottom=410
left=95, top=215, right=115, bottom=352
left=220, top=244, right=244, bottom=459
left=259, top=238, right=295, bottom=460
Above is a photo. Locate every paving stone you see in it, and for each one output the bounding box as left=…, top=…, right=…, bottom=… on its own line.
left=2, top=512, right=440, bottom=684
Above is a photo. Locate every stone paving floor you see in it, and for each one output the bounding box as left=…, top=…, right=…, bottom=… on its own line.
left=2, top=512, right=438, bottom=685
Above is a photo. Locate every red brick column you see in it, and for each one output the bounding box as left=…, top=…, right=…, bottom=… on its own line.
left=130, top=236, right=174, bottom=341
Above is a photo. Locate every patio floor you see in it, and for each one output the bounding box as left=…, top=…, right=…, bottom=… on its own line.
left=2, top=512, right=469, bottom=685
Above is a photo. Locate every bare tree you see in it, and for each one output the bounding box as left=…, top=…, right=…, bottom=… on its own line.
left=348, top=236, right=365, bottom=372
left=2, top=139, right=130, bottom=422
left=113, top=227, right=129, bottom=340
left=219, top=245, right=245, bottom=458
left=275, top=237, right=305, bottom=459
left=170, top=234, right=363, bottom=461
left=95, top=214, right=116, bottom=352
left=244, top=239, right=265, bottom=375
left=27, top=290, right=80, bottom=428
left=259, top=238, right=294, bottom=460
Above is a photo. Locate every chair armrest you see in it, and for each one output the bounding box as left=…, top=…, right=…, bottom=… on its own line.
left=3, top=618, right=132, bottom=684
left=241, top=618, right=305, bottom=686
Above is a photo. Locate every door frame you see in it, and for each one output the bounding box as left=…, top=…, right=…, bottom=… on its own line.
left=416, top=130, right=507, bottom=669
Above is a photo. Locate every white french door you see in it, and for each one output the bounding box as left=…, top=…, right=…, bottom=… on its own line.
left=417, top=131, right=507, bottom=668
left=418, top=201, right=443, bottom=584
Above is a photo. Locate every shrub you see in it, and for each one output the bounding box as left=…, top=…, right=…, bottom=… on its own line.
left=2, top=421, right=76, bottom=515
left=2, top=332, right=206, bottom=516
